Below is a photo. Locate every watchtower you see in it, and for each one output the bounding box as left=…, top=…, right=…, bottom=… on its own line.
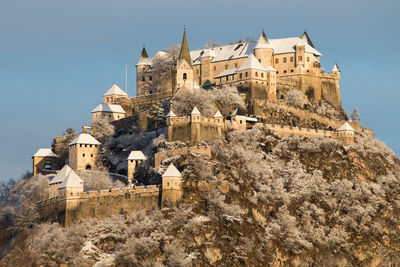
left=127, top=150, right=147, bottom=185
left=161, top=163, right=183, bottom=207
left=68, top=133, right=101, bottom=171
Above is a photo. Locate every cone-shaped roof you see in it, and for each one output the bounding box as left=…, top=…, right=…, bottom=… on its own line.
left=178, top=29, right=192, bottom=65
left=127, top=150, right=147, bottom=160
left=49, top=165, right=72, bottom=185
left=162, top=163, right=181, bottom=177
left=191, top=106, right=201, bottom=115
left=332, top=63, right=340, bottom=72
left=58, top=169, right=84, bottom=189
left=237, top=54, right=269, bottom=72
left=338, top=122, right=355, bottom=132
left=301, top=30, right=315, bottom=48
left=104, top=83, right=128, bottom=96
left=166, top=110, right=177, bottom=117
left=137, top=46, right=151, bottom=66
left=213, top=111, right=223, bottom=118
left=69, top=133, right=101, bottom=146
left=255, top=30, right=273, bottom=49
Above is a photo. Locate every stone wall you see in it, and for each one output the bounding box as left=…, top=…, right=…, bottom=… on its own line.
left=154, top=146, right=211, bottom=167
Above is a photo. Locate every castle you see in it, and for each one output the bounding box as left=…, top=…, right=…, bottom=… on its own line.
left=32, top=29, right=369, bottom=227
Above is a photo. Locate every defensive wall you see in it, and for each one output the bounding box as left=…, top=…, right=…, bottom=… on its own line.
left=154, top=146, right=211, bottom=167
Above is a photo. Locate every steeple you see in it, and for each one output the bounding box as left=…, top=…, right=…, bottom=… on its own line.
left=301, top=30, right=315, bottom=48
left=137, top=45, right=151, bottom=66
left=332, top=63, right=340, bottom=72
left=178, top=28, right=192, bottom=65
left=255, top=30, right=272, bottom=49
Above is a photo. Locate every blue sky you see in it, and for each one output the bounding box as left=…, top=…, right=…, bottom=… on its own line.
left=1, top=0, right=399, bottom=181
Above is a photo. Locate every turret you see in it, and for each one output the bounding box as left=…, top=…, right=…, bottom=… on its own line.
left=103, top=83, right=128, bottom=104
left=68, top=133, right=101, bottom=171
left=190, top=107, right=201, bottom=144
left=57, top=167, right=84, bottom=199
left=254, top=30, right=274, bottom=68
left=229, top=107, right=247, bottom=131
left=91, top=103, right=126, bottom=122
left=332, top=63, right=341, bottom=79
left=176, top=28, right=194, bottom=91
left=32, top=148, right=58, bottom=175
left=337, top=122, right=355, bottom=146
left=127, top=151, right=147, bottom=185
left=161, top=163, right=183, bottom=207
left=301, top=30, right=315, bottom=48
left=48, top=165, right=73, bottom=198
left=136, top=46, right=151, bottom=96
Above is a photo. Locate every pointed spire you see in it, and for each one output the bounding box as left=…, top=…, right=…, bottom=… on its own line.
left=255, top=30, right=272, bottom=49
left=178, top=28, right=192, bottom=65
left=332, top=63, right=340, bottom=72
left=301, top=30, right=315, bottom=48
left=191, top=106, right=201, bottom=115
left=162, top=163, right=181, bottom=177
left=213, top=111, right=223, bottom=118
left=137, top=45, right=151, bottom=66
left=166, top=110, right=177, bottom=117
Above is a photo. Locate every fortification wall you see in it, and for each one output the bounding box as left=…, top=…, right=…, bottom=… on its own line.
left=265, top=124, right=337, bottom=139
left=155, top=146, right=211, bottom=167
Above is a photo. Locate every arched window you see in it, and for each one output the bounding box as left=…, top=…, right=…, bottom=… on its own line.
left=255, top=72, right=258, bottom=77
left=183, top=73, right=187, bottom=80
left=142, top=76, right=145, bottom=81
left=86, top=165, right=91, bottom=170
left=44, top=163, right=52, bottom=170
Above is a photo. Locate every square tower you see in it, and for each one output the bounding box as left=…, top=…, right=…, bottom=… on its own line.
left=68, top=133, right=101, bottom=171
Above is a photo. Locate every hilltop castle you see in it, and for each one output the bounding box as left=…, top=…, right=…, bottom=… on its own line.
left=32, top=29, right=370, bottom=227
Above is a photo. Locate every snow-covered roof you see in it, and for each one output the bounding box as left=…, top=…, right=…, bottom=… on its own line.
left=49, top=165, right=72, bottom=185
left=338, top=122, right=355, bottom=132
left=166, top=110, right=177, bottom=117
left=127, top=151, right=147, bottom=160
left=246, top=117, right=258, bottom=122
left=137, top=47, right=151, bottom=66
left=190, top=42, right=252, bottom=65
left=69, top=133, right=101, bottom=146
left=33, top=148, right=58, bottom=158
left=213, top=111, right=223, bottom=118
left=237, top=54, right=268, bottom=72
left=58, top=169, right=84, bottom=189
left=265, top=65, right=277, bottom=72
left=92, top=103, right=126, bottom=114
left=214, top=68, right=239, bottom=79
left=254, top=31, right=273, bottom=49
left=268, top=37, right=321, bottom=55
left=332, top=63, right=340, bottom=72
left=162, top=163, right=181, bottom=177
left=231, top=107, right=246, bottom=116
left=191, top=107, right=201, bottom=115
left=104, top=83, right=128, bottom=96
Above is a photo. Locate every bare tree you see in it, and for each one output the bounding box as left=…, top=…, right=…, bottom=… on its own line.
left=90, top=117, right=115, bottom=140
left=204, top=41, right=222, bottom=49
left=349, top=107, right=361, bottom=122
left=210, top=86, right=246, bottom=118
left=147, top=103, right=165, bottom=136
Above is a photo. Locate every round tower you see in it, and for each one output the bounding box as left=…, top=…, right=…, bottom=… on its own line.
left=254, top=30, right=274, bottom=68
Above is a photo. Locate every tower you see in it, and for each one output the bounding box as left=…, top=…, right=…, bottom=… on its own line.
left=254, top=30, right=274, bottom=68
left=103, top=83, right=128, bottom=104
left=337, top=122, right=355, bottom=146
left=332, top=63, right=341, bottom=79
left=190, top=107, right=201, bottom=144
left=166, top=110, right=177, bottom=142
left=127, top=150, right=147, bottom=185
left=161, top=163, right=183, bottom=207
left=301, top=30, right=315, bottom=48
left=48, top=165, right=73, bottom=198
left=136, top=46, right=151, bottom=96
left=68, top=133, right=101, bottom=171
left=176, top=28, right=194, bottom=91
left=91, top=103, right=126, bottom=122
left=32, top=148, right=58, bottom=175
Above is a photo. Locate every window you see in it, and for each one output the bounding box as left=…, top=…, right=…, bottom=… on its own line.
left=261, top=73, right=264, bottom=78
left=290, top=57, right=294, bottom=62
left=142, top=76, right=145, bottom=81
left=235, top=63, right=238, bottom=68
left=290, top=69, right=294, bottom=73
left=149, top=76, right=152, bottom=81
left=225, top=64, right=228, bottom=70
left=245, top=72, right=248, bottom=77
left=90, top=154, right=93, bottom=157
left=307, top=57, right=310, bottom=62
left=213, top=66, right=216, bottom=71
left=283, top=70, right=287, bottom=74
left=196, top=69, right=199, bottom=74
left=226, top=76, right=228, bottom=81
left=276, top=71, right=279, bottom=74
left=275, top=58, right=279, bottom=64
left=239, top=73, right=242, bottom=79
left=255, top=72, right=258, bottom=77
left=80, top=144, right=82, bottom=147
left=298, top=56, right=303, bottom=61
left=83, top=153, right=85, bottom=157
left=183, top=73, right=187, bottom=80
left=283, top=57, right=287, bottom=63
left=259, top=59, right=261, bottom=63
left=240, top=120, right=243, bottom=124
left=85, top=144, right=87, bottom=147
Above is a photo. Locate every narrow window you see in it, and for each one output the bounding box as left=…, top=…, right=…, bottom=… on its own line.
left=80, top=144, right=82, bottom=147
left=240, top=73, right=242, bottom=79
left=259, top=59, right=261, bottom=63
left=91, top=154, right=93, bottom=157
left=183, top=73, right=187, bottom=80
left=298, top=56, right=302, bottom=61
left=290, top=57, right=294, bottom=62
left=307, top=57, right=310, bottom=62
left=235, top=63, right=238, bottom=68
left=213, top=66, right=216, bottom=71
left=149, top=76, right=152, bottom=81
left=225, top=64, right=228, bottom=70
left=83, top=153, right=85, bottom=157
left=226, top=76, right=228, bottom=81
left=261, top=73, right=264, bottom=78
left=85, top=144, right=87, bottom=147
left=196, top=69, right=199, bottom=74
left=283, top=57, right=287, bottom=63
left=142, top=76, right=145, bottom=81
left=245, top=72, right=248, bottom=77
left=255, top=72, right=258, bottom=77
left=275, top=58, right=279, bottom=64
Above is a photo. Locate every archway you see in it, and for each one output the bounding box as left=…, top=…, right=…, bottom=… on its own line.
left=86, top=165, right=92, bottom=170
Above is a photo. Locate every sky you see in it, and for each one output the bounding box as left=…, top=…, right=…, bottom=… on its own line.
left=0, top=0, right=399, bottom=181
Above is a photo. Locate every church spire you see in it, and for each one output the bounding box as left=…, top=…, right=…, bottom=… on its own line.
left=301, top=30, right=315, bottom=48
left=140, top=45, right=149, bottom=59
left=137, top=45, right=151, bottom=66
left=178, top=28, right=192, bottom=65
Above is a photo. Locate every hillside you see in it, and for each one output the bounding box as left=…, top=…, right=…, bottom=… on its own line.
left=1, top=118, right=400, bottom=266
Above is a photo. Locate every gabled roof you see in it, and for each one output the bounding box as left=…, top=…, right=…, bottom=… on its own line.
left=69, top=133, right=101, bottom=146
left=49, top=165, right=72, bottom=185
left=178, top=29, right=192, bottom=65
left=301, top=30, right=315, bottom=48
left=91, top=103, right=126, bottom=114
left=332, top=63, right=340, bottom=72
left=33, top=148, right=58, bottom=158
left=237, top=54, right=268, bottom=72
left=137, top=46, right=151, bottom=66
left=166, top=110, right=177, bottom=117
left=255, top=30, right=273, bottom=49
left=213, top=111, right=223, bottom=118
left=191, top=106, right=201, bottom=115
left=214, top=68, right=239, bottom=79
left=104, top=83, right=128, bottom=96
left=162, top=163, right=181, bottom=177
left=58, top=169, right=84, bottom=189
left=127, top=151, right=147, bottom=160
left=338, top=122, right=355, bottom=132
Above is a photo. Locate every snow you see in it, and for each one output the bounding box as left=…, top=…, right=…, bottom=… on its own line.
left=69, top=133, right=101, bottom=146
left=191, top=106, right=201, bottom=115
left=332, top=63, right=340, bottom=72
left=237, top=54, right=269, bottom=72
left=49, top=165, right=72, bottom=185
left=33, top=148, right=58, bottom=158
left=213, top=111, right=223, bottom=118
left=254, top=32, right=273, bottom=49
left=214, top=68, right=239, bottom=79
left=338, top=122, right=355, bottom=132
left=103, top=83, right=128, bottom=96
left=162, top=163, right=181, bottom=177
left=91, top=103, right=126, bottom=114
left=127, top=150, right=147, bottom=160
left=166, top=110, right=177, bottom=117
left=58, top=169, right=84, bottom=189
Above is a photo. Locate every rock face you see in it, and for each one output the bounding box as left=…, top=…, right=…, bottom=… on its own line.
left=1, top=124, right=400, bottom=266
